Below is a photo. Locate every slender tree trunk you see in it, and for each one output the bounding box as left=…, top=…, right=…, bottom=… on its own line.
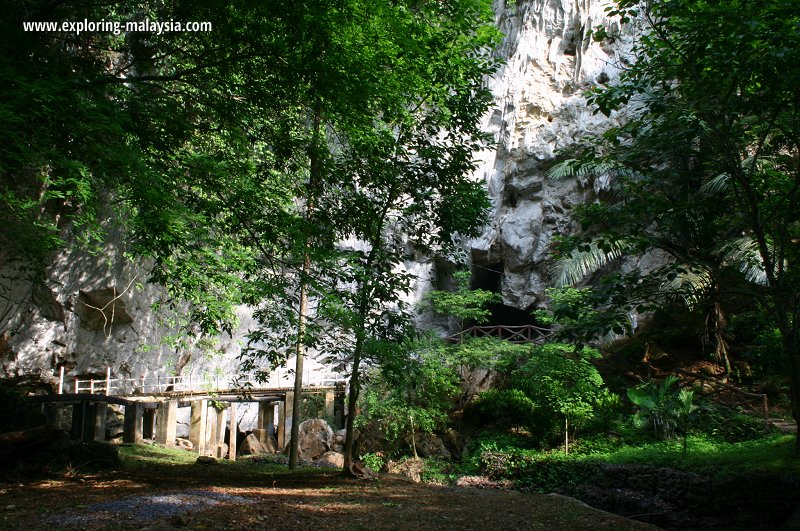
left=288, top=101, right=322, bottom=469
left=343, top=329, right=365, bottom=472
left=288, top=254, right=310, bottom=469
left=712, top=298, right=731, bottom=377
left=781, top=326, right=800, bottom=456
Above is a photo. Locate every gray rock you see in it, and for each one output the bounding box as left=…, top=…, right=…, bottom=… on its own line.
left=296, top=419, right=333, bottom=461
left=317, top=451, right=344, bottom=468
left=239, top=433, right=268, bottom=456
left=175, top=438, right=193, bottom=451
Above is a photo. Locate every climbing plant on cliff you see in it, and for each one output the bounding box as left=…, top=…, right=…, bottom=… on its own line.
left=560, top=0, right=800, bottom=452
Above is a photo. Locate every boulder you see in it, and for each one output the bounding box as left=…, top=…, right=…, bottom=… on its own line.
left=252, top=428, right=277, bottom=453
left=240, top=433, right=269, bottom=456
left=330, top=429, right=346, bottom=453
left=386, top=458, right=424, bottom=483
left=196, top=455, right=216, bottom=465
left=214, top=443, right=229, bottom=459
left=176, top=438, right=194, bottom=451
left=317, top=451, right=344, bottom=468
left=296, top=419, right=333, bottom=461
left=414, top=433, right=451, bottom=459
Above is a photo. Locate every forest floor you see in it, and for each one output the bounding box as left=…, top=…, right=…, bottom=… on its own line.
left=0, top=453, right=657, bottom=531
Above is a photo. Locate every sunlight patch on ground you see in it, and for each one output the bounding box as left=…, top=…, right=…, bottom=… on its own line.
left=46, top=489, right=255, bottom=527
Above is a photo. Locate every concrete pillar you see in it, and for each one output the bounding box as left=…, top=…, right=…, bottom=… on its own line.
left=279, top=391, right=293, bottom=450
left=42, top=403, right=64, bottom=430
left=93, top=402, right=108, bottom=442
left=155, top=400, right=178, bottom=446
left=276, top=402, right=285, bottom=449
left=71, top=402, right=86, bottom=440
left=142, top=409, right=156, bottom=439
left=258, top=402, right=275, bottom=435
left=228, top=402, right=238, bottom=461
left=213, top=407, right=226, bottom=458
left=207, top=406, right=218, bottom=452
left=188, top=399, right=208, bottom=455
left=74, top=402, right=105, bottom=442
left=123, top=402, right=144, bottom=444
left=324, top=391, right=335, bottom=423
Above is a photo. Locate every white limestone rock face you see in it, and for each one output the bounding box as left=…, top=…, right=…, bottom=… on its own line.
left=468, top=0, right=636, bottom=310
left=0, top=230, right=252, bottom=391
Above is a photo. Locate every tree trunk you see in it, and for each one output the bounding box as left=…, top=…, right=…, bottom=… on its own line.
left=288, top=101, right=322, bottom=469
left=342, top=334, right=364, bottom=473
left=288, top=259, right=309, bottom=469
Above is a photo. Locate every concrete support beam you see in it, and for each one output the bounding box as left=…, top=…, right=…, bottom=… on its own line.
left=258, top=401, right=274, bottom=435
left=42, top=403, right=65, bottom=430
left=207, top=406, right=218, bottom=452
left=155, top=400, right=178, bottom=446
left=228, top=402, right=238, bottom=461
left=324, top=391, right=335, bottom=423
left=188, top=399, right=208, bottom=456
left=123, top=402, right=144, bottom=444
left=142, top=409, right=156, bottom=440
left=278, top=391, right=293, bottom=451
left=73, top=402, right=105, bottom=442
left=212, top=407, right=226, bottom=458
left=70, top=402, right=86, bottom=440
left=93, top=402, right=108, bottom=442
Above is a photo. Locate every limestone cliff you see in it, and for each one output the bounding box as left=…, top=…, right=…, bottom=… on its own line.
left=468, top=0, right=635, bottom=310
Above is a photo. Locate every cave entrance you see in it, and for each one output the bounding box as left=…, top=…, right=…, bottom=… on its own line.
left=471, top=262, right=539, bottom=327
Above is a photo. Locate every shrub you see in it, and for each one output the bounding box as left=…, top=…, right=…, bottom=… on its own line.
left=472, top=389, right=538, bottom=429
left=361, top=452, right=385, bottom=472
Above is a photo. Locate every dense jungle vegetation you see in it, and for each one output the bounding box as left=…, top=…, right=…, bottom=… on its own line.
left=1, top=1, right=799, bottom=515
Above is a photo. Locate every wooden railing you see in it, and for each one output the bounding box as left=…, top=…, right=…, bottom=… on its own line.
left=445, top=324, right=552, bottom=344
left=61, top=366, right=347, bottom=397
left=675, top=369, right=769, bottom=418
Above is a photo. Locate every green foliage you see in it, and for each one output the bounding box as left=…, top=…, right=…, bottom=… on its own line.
left=628, top=376, right=698, bottom=450
left=568, top=0, right=800, bottom=438
left=534, top=287, right=632, bottom=344
left=357, top=339, right=461, bottom=455
left=472, top=389, right=539, bottom=431
left=360, top=452, right=385, bottom=473
left=511, top=343, right=604, bottom=427
left=690, top=404, right=777, bottom=444
left=425, top=271, right=501, bottom=326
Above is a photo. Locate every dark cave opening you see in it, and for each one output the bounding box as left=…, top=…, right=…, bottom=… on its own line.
left=471, top=262, right=540, bottom=327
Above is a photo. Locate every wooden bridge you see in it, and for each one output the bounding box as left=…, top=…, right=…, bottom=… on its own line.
left=445, top=324, right=552, bottom=344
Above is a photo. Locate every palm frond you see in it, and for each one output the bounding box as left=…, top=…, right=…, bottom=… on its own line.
left=662, top=267, right=712, bottom=308
left=551, top=240, right=627, bottom=287
left=547, top=159, right=637, bottom=192
left=718, top=236, right=769, bottom=286
left=699, top=173, right=732, bottom=195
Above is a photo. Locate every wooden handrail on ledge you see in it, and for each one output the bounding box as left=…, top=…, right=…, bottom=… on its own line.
left=675, top=368, right=769, bottom=419
left=445, top=324, right=552, bottom=344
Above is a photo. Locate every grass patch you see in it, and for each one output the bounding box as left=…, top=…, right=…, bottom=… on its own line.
left=118, top=443, right=199, bottom=466
left=460, top=429, right=799, bottom=483
left=116, top=443, right=316, bottom=476
left=594, top=434, right=799, bottom=476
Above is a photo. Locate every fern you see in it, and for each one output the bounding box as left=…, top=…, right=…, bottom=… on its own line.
left=551, top=240, right=628, bottom=287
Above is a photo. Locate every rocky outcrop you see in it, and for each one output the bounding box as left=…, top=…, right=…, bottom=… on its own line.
left=239, top=433, right=269, bottom=456
left=294, top=419, right=334, bottom=461
left=465, top=0, right=638, bottom=311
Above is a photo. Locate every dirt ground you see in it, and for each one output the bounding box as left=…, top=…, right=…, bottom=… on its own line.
left=0, top=463, right=658, bottom=531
